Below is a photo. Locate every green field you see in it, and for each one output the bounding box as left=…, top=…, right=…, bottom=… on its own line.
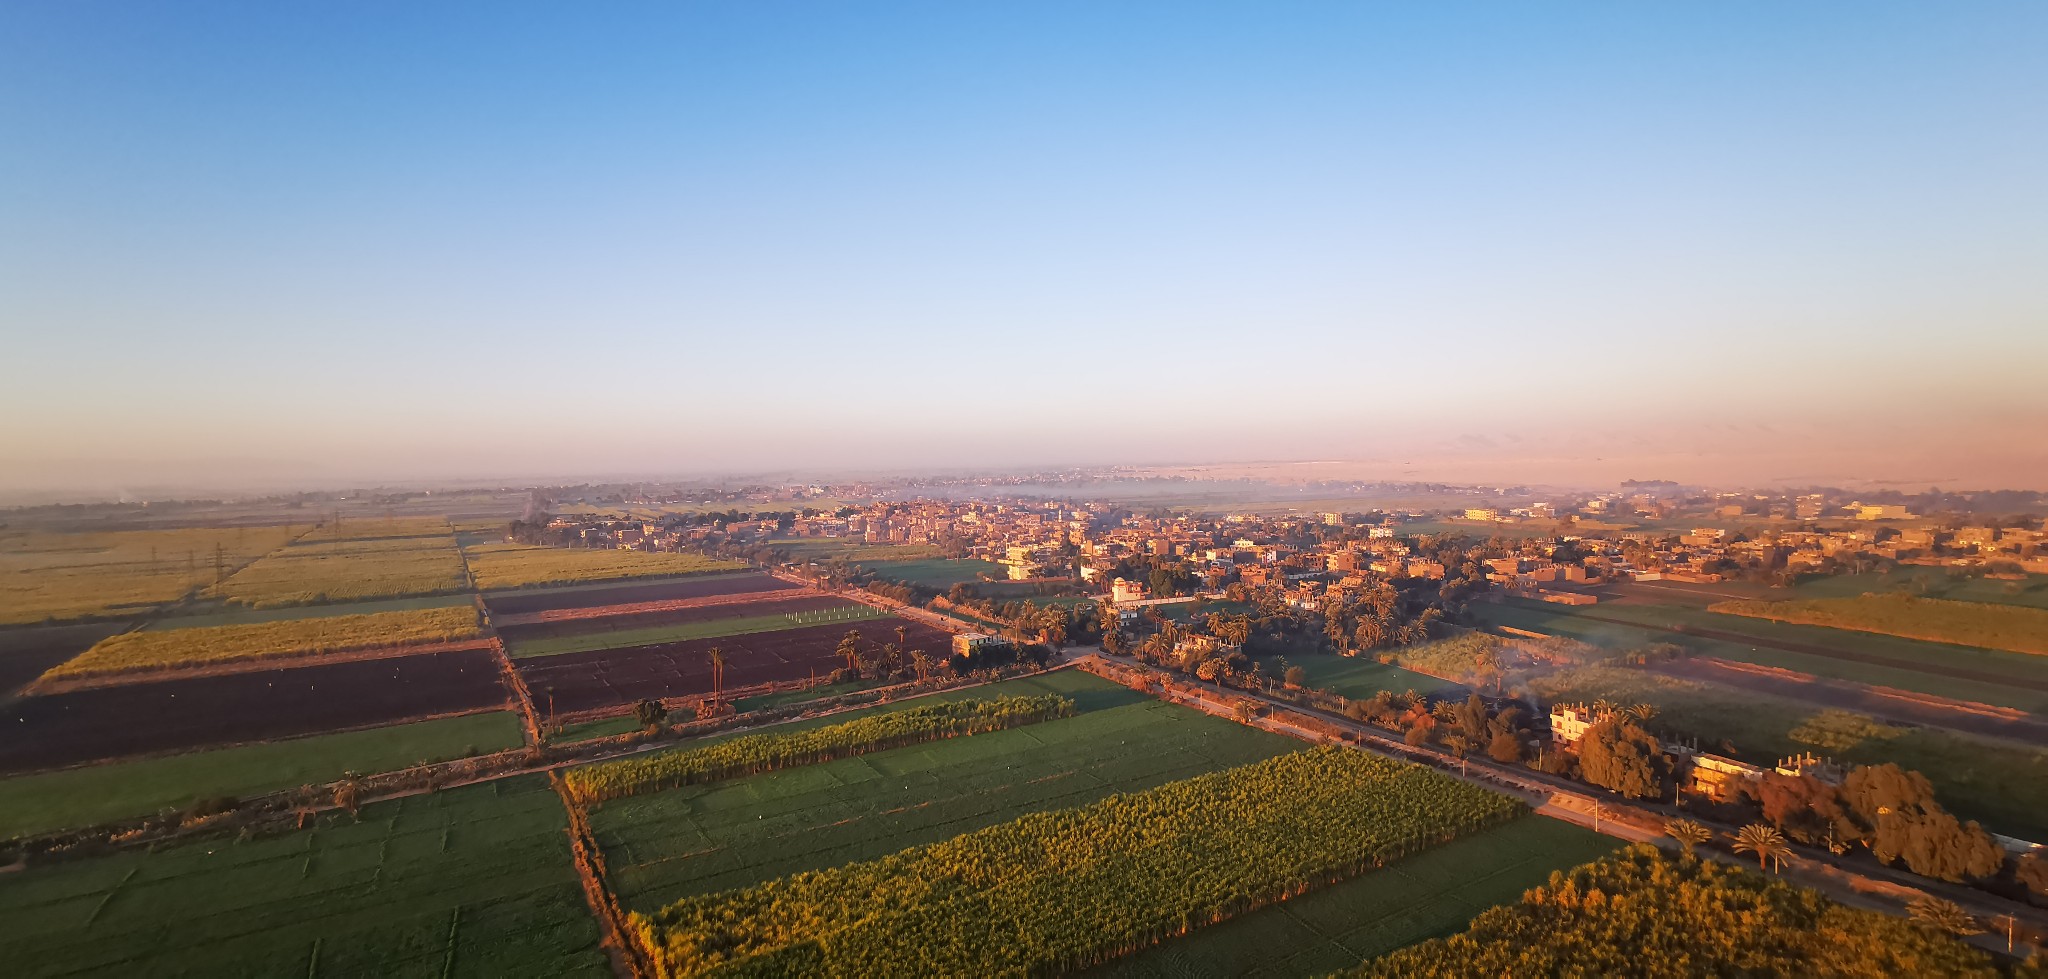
left=1468, top=600, right=2048, bottom=713
left=1289, top=654, right=1470, bottom=701
left=478, top=570, right=760, bottom=600
left=505, top=603, right=889, bottom=658
left=462, top=541, right=746, bottom=591
left=586, top=671, right=1299, bottom=913
left=0, top=776, right=607, bottom=977
left=1711, top=593, right=2048, bottom=656
left=547, top=714, right=645, bottom=744
left=1795, top=569, right=2048, bottom=610
left=863, top=557, right=1006, bottom=588
left=1531, top=666, right=2048, bottom=840
left=1096, top=815, right=1620, bottom=978
left=0, top=711, right=526, bottom=839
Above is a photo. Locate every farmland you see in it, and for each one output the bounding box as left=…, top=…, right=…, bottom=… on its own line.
left=517, top=618, right=953, bottom=714
left=0, top=776, right=608, bottom=976
left=42, top=605, right=485, bottom=681
left=1710, top=593, right=2048, bottom=656
left=1467, top=599, right=2048, bottom=713
left=1795, top=568, right=2048, bottom=609
left=566, top=694, right=1074, bottom=803
left=462, top=541, right=745, bottom=591
left=0, top=621, right=125, bottom=695
left=1531, top=665, right=2048, bottom=839
left=0, top=525, right=300, bottom=625
left=863, top=557, right=1007, bottom=588
left=0, top=711, right=525, bottom=839
left=2, top=647, right=512, bottom=773
left=628, top=747, right=1521, bottom=975
left=590, top=671, right=1299, bottom=911
left=211, top=534, right=470, bottom=607
left=501, top=598, right=883, bottom=659
left=1289, top=654, right=1468, bottom=701
left=481, top=571, right=789, bottom=616
left=1098, top=816, right=1620, bottom=978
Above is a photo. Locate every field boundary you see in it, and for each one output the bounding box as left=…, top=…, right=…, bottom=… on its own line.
left=552, top=770, right=646, bottom=979
left=492, top=588, right=814, bottom=627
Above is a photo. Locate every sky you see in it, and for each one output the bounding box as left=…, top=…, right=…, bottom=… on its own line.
left=3, top=2, right=2045, bottom=498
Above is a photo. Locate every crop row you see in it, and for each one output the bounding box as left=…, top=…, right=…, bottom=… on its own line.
left=562, top=695, right=1075, bottom=805
left=629, top=746, right=1524, bottom=976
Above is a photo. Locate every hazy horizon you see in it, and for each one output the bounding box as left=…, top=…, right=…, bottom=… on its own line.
left=5, top=2, right=2045, bottom=496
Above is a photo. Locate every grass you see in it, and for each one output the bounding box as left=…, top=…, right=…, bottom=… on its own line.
left=210, top=535, right=470, bottom=608
left=44, top=605, right=485, bottom=680
left=0, top=525, right=301, bottom=625
left=1288, top=654, right=1470, bottom=701
left=1466, top=600, right=2048, bottom=713
left=862, top=557, right=1006, bottom=588
left=1710, top=593, right=2048, bottom=656
left=0, top=711, right=526, bottom=839
left=1530, top=666, right=2048, bottom=840
left=0, top=775, right=608, bottom=977
left=462, top=541, right=746, bottom=591
left=505, top=604, right=889, bottom=658
left=297, top=515, right=454, bottom=541
left=548, top=715, right=646, bottom=744
left=478, top=570, right=761, bottom=599
left=587, top=670, right=1299, bottom=913
left=1095, top=815, right=1621, bottom=978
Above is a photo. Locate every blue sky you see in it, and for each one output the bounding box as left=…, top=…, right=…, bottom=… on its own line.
left=3, top=2, right=2044, bottom=492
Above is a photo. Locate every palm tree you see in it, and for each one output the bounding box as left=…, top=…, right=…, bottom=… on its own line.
left=1665, top=818, right=1711, bottom=856
left=1732, top=824, right=1793, bottom=873
left=333, top=772, right=364, bottom=819
left=1627, top=703, right=1658, bottom=723
left=1591, top=698, right=1619, bottom=718
left=706, top=646, right=726, bottom=704
left=1908, top=896, right=1984, bottom=937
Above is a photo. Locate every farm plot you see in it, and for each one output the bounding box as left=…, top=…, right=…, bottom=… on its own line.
left=0, top=776, right=607, bottom=977
left=1, top=647, right=511, bottom=774
left=1468, top=600, right=2048, bottom=713
left=209, top=534, right=469, bottom=608
left=482, top=571, right=790, bottom=616
left=862, top=557, right=1006, bottom=588
left=494, top=593, right=858, bottom=645
left=42, top=605, right=485, bottom=681
left=0, top=525, right=300, bottom=625
left=0, top=711, right=526, bottom=839
left=1096, top=815, right=1620, bottom=978
left=1795, top=569, right=2048, bottom=610
left=1710, top=593, right=2048, bottom=656
left=1289, top=654, right=1469, bottom=702
left=627, top=748, right=1522, bottom=976
left=517, top=619, right=953, bottom=715
left=145, top=593, right=477, bottom=631
left=0, top=622, right=126, bottom=695
left=588, top=671, right=1298, bottom=912
left=505, top=601, right=890, bottom=659
left=462, top=541, right=745, bottom=591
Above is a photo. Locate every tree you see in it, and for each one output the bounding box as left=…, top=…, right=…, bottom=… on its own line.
left=1284, top=665, right=1308, bottom=688
left=1577, top=717, right=1672, bottom=799
left=1486, top=730, right=1524, bottom=764
left=2017, top=851, right=2048, bottom=904
left=1907, top=896, right=1984, bottom=937
left=836, top=630, right=864, bottom=673
left=706, top=647, right=726, bottom=703
left=1732, top=823, right=1793, bottom=873
left=634, top=698, right=669, bottom=728
left=1665, top=818, right=1711, bottom=857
